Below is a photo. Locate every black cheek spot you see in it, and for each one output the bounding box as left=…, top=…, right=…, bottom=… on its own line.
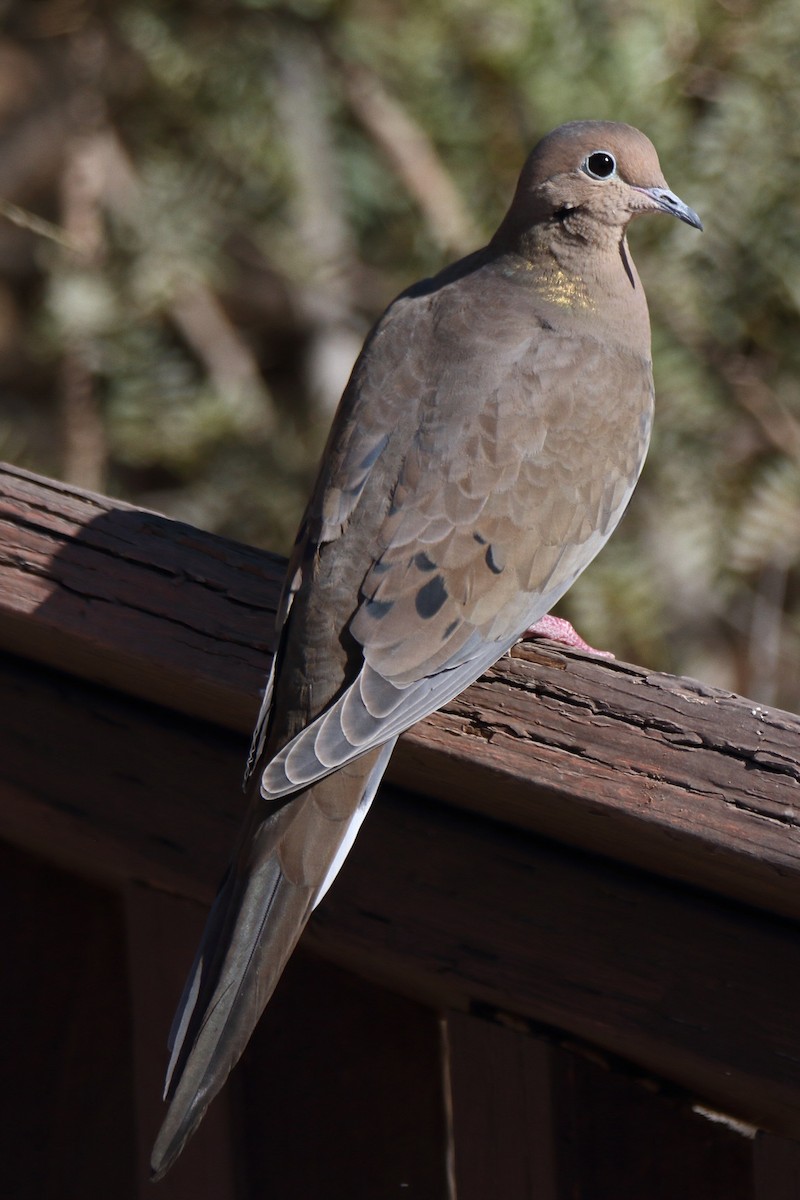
left=415, top=575, right=448, bottom=619
left=485, top=545, right=504, bottom=574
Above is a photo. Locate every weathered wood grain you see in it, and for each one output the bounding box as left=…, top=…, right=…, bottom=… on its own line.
left=0, top=461, right=281, bottom=730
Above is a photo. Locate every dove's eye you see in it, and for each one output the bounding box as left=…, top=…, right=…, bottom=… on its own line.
left=583, top=151, right=616, bottom=180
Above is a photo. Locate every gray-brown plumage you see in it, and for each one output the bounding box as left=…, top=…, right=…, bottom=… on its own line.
left=151, top=120, right=701, bottom=1178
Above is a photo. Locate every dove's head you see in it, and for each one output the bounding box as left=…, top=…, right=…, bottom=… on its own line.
left=493, top=121, right=702, bottom=251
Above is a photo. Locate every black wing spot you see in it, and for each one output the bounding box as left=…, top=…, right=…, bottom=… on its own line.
left=366, top=597, right=394, bottom=620
left=473, top=532, right=488, bottom=545
left=415, top=575, right=448, bottom=619
left=414, top=551, right=437, bottom=573
left=485, top=545, right=504, bottom=574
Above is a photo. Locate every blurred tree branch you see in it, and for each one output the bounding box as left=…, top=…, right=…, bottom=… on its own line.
left=339, top=61, right=480, bottom=257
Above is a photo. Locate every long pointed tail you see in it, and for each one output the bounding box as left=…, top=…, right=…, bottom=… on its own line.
left=150, top=741, right=394, bottom=1179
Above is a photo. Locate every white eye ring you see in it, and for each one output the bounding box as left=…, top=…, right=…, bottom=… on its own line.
left=582, top=150, right=617, bottom=180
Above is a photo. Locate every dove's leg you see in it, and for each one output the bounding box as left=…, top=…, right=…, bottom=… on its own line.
left=521, top=614, right=614, bottom=659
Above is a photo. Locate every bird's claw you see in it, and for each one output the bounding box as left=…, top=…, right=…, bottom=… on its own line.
left=519, top=614, right=615, bottom=659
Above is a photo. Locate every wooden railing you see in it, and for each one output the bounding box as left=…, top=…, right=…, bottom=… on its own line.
left=1, top=461, right=799, bottom=1198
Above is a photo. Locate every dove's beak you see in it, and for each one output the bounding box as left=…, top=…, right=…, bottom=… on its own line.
left=635, top=186, right=703, bottom=230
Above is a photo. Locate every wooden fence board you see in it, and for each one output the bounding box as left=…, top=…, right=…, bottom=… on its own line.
left=1, top=462, right=799, bottom=921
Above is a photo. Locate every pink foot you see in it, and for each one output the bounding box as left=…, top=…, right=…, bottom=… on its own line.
left=521, top=614, right=614, bottom=659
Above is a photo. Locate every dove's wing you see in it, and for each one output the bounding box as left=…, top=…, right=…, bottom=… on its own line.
left=255, top=258, right=653, bottom=800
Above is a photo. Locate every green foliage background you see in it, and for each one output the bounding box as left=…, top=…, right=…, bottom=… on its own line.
left=2, top=0, right=799, bottom=707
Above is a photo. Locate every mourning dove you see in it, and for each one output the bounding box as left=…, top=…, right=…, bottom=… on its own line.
left=151, top=120, right=701, bottom=1178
